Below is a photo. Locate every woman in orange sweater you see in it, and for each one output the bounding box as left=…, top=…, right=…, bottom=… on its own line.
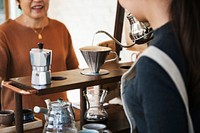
left=0, top=0, right=79, bottom=122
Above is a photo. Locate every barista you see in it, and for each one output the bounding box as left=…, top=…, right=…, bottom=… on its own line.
left=0, top=0, right=79, bottom=123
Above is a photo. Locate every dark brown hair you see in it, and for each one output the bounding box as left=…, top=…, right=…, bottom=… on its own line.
left=170, top=0, right=200, bottom=106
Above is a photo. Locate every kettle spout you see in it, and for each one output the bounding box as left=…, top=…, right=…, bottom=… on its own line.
left=33, top=106, right=49, bottom=120
left=95, top=30, right=131, bottom=48
left=34, top=106, right=48, bottom=114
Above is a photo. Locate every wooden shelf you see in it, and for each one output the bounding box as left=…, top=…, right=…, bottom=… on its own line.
left=0, top=117, right=42, bottom=133
left=3, top=62, right=133, bottom=133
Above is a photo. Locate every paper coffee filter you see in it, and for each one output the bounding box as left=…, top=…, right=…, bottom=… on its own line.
left=79, top=45, right=112, bottom=75
left=79, top=45, right=111, bottom=52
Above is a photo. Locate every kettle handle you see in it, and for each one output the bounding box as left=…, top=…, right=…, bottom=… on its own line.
left=68, top=102, right=76, bottom=120
left=2, top=81, right=37, bottom=95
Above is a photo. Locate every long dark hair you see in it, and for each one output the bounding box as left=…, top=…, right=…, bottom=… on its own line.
left=170, top=0, right=200, bottom=84
left=170, top=0, right=200, bottom=118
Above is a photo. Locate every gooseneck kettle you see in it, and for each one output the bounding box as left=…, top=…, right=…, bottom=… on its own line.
left=95, top=13, right=153, bottom=48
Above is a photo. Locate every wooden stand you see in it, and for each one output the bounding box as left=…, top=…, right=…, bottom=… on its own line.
left=3, top=62, right=132, bottom=133
left=0, top=117, right=42, bottom=133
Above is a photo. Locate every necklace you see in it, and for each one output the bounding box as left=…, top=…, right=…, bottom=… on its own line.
left=32, top=27, right=45, bottom=40
left=22, top=16, right=49, bottom=40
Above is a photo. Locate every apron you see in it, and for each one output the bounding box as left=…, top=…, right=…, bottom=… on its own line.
left=121, top=46, right=194, bottom=133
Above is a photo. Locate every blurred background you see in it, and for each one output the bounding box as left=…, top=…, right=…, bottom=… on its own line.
left=0, top=0, right=147, bottom=105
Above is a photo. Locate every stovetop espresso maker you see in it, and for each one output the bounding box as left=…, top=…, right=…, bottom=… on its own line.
left=30, top=43, right=52, bottom=85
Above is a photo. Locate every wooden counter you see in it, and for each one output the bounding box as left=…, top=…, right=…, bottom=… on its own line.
left=3, top=62, right=133, bottom=133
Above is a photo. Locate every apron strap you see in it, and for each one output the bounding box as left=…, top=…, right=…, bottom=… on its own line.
left=140, top=46, right=194, bottom=133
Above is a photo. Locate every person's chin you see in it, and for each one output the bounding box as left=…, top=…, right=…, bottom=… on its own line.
left=32, top=13, right=46, bottom=19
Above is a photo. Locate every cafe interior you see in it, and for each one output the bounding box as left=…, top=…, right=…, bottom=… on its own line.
left=0, top=0, right=150, bottom=133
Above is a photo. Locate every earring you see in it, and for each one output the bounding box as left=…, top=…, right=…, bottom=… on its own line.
left=17, top=4, right=21, bottom=9
left=16, top=1, right=21, bottom=9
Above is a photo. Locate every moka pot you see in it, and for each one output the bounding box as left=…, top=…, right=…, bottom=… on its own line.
left=30, top=43, right=52, bottom=85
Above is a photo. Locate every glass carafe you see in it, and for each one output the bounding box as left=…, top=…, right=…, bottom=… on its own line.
left=83, top=89, right=108, bottom=124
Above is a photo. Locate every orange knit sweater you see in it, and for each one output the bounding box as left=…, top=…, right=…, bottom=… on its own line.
left=0, top=18, right=79, bottom=121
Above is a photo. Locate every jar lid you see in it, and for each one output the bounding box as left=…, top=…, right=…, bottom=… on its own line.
left=51, top=98, right=70, bottom=108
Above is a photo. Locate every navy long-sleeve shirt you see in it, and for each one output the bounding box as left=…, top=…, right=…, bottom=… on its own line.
left=123, top=22, right=198, bottom=133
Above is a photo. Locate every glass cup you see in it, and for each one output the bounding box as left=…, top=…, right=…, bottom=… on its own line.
left=83, top=89, right=108, bottom=124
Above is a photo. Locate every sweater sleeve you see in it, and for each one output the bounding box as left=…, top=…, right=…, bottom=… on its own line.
left=0, top=29, right=9, bottom=80
left=65, top=31, right=79, bottom=70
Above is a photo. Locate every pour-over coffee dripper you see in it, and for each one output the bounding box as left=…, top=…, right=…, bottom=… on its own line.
left=80, top=45, right=113, bottom=76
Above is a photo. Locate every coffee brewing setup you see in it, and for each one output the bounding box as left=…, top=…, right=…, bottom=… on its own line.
left=28, top=12, right=153, bottom=131
left=78, top=13, right=154, bottom=124
left=30, top=43, right=52, bottom=86
left=0, top=11, right=155, bottom=133
left=79, top=13, right=153, bottom=76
